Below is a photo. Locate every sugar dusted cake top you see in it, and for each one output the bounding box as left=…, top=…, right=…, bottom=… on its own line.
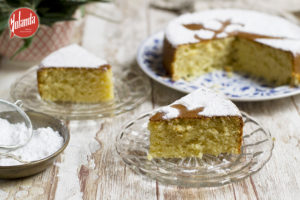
left=165, top=9, right=300, bottom=55
left=40, top=44, right=108, bottom=68
left=150, top=87, right=241, bottom=121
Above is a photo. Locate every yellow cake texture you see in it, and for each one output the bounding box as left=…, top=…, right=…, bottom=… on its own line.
left=148, top=87, right=243, bottom=159
left=37, top=44, right=114, bottom=103
left=163, top=9, right=300, bottom=85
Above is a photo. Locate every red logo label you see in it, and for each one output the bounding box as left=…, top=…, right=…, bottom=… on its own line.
left=9, top=8, right=39, bottom=38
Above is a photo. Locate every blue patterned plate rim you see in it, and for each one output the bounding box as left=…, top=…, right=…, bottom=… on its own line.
left=137, top=31, right=300, bottom=102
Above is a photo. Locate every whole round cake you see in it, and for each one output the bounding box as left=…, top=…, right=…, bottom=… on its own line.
left=163, top=9, right=300, bottom=85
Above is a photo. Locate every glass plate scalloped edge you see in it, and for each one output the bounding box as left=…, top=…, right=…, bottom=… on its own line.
left=116, top=111, right=274, bottom=187
left=10, top=66, right=151, bottom=120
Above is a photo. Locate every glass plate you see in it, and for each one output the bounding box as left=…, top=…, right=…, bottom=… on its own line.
left=10, top=66, right=151, bottom=120
left=116, top=111, right=274, bottom=187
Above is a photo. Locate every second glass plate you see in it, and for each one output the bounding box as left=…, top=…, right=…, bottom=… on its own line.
left=11, top=66, right=151, bottom=120
left=116, top=111, right=274, bottom=187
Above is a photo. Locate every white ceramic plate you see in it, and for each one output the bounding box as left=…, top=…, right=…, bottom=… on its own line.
left=137, top=31, right=300, bottom=101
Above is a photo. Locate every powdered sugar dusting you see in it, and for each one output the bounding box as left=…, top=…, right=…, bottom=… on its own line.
left=154, top=87, right=241, bottom=120
left=204, top=20, right=222, bottom=30
left=0, top=127, right=63, bottom=166
left=159, top=106, right=180, bottom=120
left=216, top=32, right=228, bottom=38
left=40, top=44, right=107, bottom=68
left=255, top=38, right=300, bottom=56
left=165, top=9, right=300, bottom=54
left=196, top=30, right=215, bottom=39
left=0, top=118, right=30, bottom=146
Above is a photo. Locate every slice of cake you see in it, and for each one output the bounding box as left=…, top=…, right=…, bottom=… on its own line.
left=148, top=87, right=243, bottom=159
left=163, top=9, right=300, bottom=85
left=37, top=44, right=114, bottom=103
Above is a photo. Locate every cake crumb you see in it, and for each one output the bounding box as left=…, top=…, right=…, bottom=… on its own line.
left=224, top=66, right=233, bottom=78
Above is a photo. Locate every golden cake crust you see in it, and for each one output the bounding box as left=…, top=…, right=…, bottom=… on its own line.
left=162, top=38, right=175, bottom=76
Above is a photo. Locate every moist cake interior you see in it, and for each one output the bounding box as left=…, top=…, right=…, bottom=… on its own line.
left=148, top=116, right=242, bottom=159
left=147, top=87, right=243, bottom=160
left=163, top=9, right=300, bottom=85
left=168, top=37, right=294, bottom=85
left=37, top=44, right=114, bottom=103
left=38, top=67, right=114, bottom=103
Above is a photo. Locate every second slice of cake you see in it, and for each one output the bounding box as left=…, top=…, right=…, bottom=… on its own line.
left=37, top=44, right=114, bottom=103
left=148, top=87, right=243, bottom=159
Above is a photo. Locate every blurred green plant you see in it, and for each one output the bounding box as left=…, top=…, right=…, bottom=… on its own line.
left=0, top=0, right=109, bottom=58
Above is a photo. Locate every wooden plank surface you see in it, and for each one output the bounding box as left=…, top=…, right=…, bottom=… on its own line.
left=0, top=0, right=300, bottom=199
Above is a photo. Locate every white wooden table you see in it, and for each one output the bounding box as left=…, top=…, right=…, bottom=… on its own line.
left=1, top=0, right=300, bottom=199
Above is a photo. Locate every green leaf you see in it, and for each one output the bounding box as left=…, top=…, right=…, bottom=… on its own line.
left=1, top=0, right=111, bottom=56
left=10, top=37, right=33, bottom=59
left=0, top=16, right=8, bottom=31
left=31, top=0, right=42, bottom=8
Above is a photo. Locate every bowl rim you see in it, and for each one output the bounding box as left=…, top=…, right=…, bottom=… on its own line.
left=0, top=111, right=70, bottom=169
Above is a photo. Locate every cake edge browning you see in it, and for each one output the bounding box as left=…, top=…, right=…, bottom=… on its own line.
left=38, top=64, right=111, bottom=71
left=293, top=55, right=300, bottom=85
left=163, top=37, right=220, bottom=81
left=162, top=37, right=176, bottom=78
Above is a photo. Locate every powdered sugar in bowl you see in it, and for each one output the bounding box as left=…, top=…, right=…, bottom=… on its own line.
left=0, top=101, right=69, bottom=179
left=0, top=99, right=32, bottom=149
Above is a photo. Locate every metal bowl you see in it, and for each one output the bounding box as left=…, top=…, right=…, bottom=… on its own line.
left=0, top=111, right=69, bottom=179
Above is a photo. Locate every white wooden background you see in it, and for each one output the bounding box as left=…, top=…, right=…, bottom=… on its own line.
left=0, top=0, right=300, bottom=199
